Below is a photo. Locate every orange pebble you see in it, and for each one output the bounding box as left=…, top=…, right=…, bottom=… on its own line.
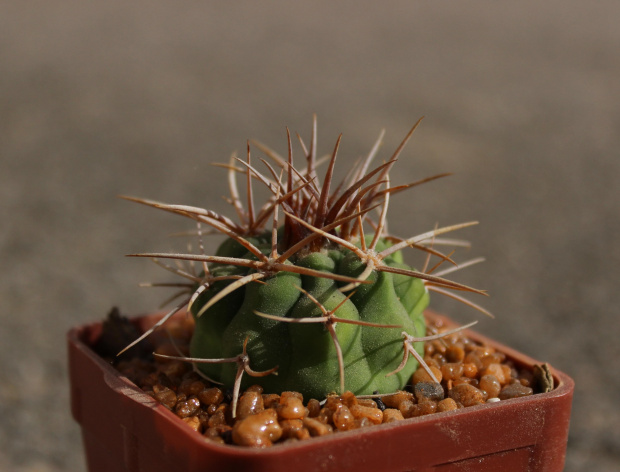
left=232, top=409, right=282, bottom=447
left=413, top=365, right=443, bottom=384
left=333, top=404, right=355, bottom=431
left=303, top=417, right=333, bottom=436
left=382, top=391, right=414, bottom=408
left=349, top=404, right=383, bottom=425
left=277, top=396, right=308, bottom=420
left=446, top=345, right=465, bottom=363
left=382, top=408, right=405, bottom=423
left=182, top=416, right=201, bottom=432
left=482, top=363, right=507, bottom=385
left=280, top=419, right=309, bottom=440
left=306, top=398, right=321, bottom=417
left=449, top=383, right=485, bottom=407
left=462, top=363, right=478, bottom=378
left=479, top=374, right=501, bottom=398
left=236, top=391, right=264, bottom=419
left=437, top=398, right=458, bottom=412
left=441, top=362, right=464, bottom=381
left=197, top=387, right=224, bottom=406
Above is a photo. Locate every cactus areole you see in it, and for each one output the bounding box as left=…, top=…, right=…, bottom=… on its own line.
left=123, top=118, right=488, bottom=400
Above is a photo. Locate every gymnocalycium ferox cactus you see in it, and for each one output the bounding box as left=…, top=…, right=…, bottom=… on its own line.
left=121, top=117, right=489, bottom=408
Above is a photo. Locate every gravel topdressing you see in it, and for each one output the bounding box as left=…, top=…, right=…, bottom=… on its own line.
left=107, top=312, right=550, bottom=448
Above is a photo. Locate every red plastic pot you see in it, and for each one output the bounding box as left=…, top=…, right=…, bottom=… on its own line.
left=68, top=311, right=573, bottom=472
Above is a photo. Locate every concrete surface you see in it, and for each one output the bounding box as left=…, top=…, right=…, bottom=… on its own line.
left=1, top=1, right=619, bottom=470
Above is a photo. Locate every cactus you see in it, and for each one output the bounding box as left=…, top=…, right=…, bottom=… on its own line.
left=122, top=117, right=488, bottom=405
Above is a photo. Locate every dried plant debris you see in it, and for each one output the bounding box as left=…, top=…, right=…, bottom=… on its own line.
left=95, top=307, right=152, bottom=361
left=533, top=363, right=554, bottom=393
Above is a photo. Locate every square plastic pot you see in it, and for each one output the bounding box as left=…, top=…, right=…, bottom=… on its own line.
left=68, top=311, right=574, bottom=472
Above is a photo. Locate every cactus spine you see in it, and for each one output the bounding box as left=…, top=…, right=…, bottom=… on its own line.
left=123, top=118, right=488, bottom=403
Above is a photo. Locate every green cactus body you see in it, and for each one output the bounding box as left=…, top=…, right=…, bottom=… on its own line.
left=189, top=233, right=428, bottom=398
left=126, top=118, right=485, bottom=403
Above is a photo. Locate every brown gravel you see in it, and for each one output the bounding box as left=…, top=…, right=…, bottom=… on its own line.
left=113, top=315, right=543, bottom=447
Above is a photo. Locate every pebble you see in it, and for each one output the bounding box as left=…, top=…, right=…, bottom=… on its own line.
left=317, top=406, right=334, bottom=425
left=204, top=426, right=228, bottom=444
left=463, top=352, right=484, bottom=371
left=281, top=391, right=303, bottom=402
left=437, top=398, right=458, bottom=412
left=303, top=417, right=333, bottom=436
left=182, top=416, right=201, bottom=432
left=382, top=408, right=404, bottom=423
left=332, top=404, right=355, bottom=431
left=446, top=345, right=465, bottom=363
left=441, top=363, right=464, bottom=381
left=413, top=365, right=443, bottom=384
left=262, top=393, right=281, bottom=409
left=481, top=363, right=507, bottom=385
left=357, top=398, right=377, bottom=409
left=208, top=408, right=227, bottom=428
left=353, top=417, right=372, bottom=428
left=382, top=391, right=414, bottom=408
left=151, top=384, right=177, bottom=410
left=498, top=382, right=534, bottom=400
left=197, top=387, right=224, bottom=406
left=280, top=419, right=310, bottom=440
left=306, top=398, right=321, bottom=417
left=159, top=360, right=190, bottom=380
left=237, top=391, right=264, bottom=419
left=479, top=375, right=501, bottom=398
left=398, top=400, right=416, bottom=418
left=175, top=396, right=201, bottom=418
left=449, top=383, right=485, bottom=407
left=232, top=409, right=282, bottom=447
left=340, top=391, right=358, bottom=408
left=277, top=395, right=308, bottom=420
left=414, top=382, right=445, bottom=402
left=411, top=401, right=437, bottom=417
left=462, top=363, right=478, bottom=378
left=178, top=378, right=207, bottom=396
left=349, top=404, right=383, bottom=425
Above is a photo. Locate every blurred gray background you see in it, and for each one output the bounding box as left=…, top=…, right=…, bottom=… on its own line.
left=1, top=1, right=619, bottom=470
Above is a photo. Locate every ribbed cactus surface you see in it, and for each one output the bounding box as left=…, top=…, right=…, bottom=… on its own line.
left=189, top=234, right=428, bottom=398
